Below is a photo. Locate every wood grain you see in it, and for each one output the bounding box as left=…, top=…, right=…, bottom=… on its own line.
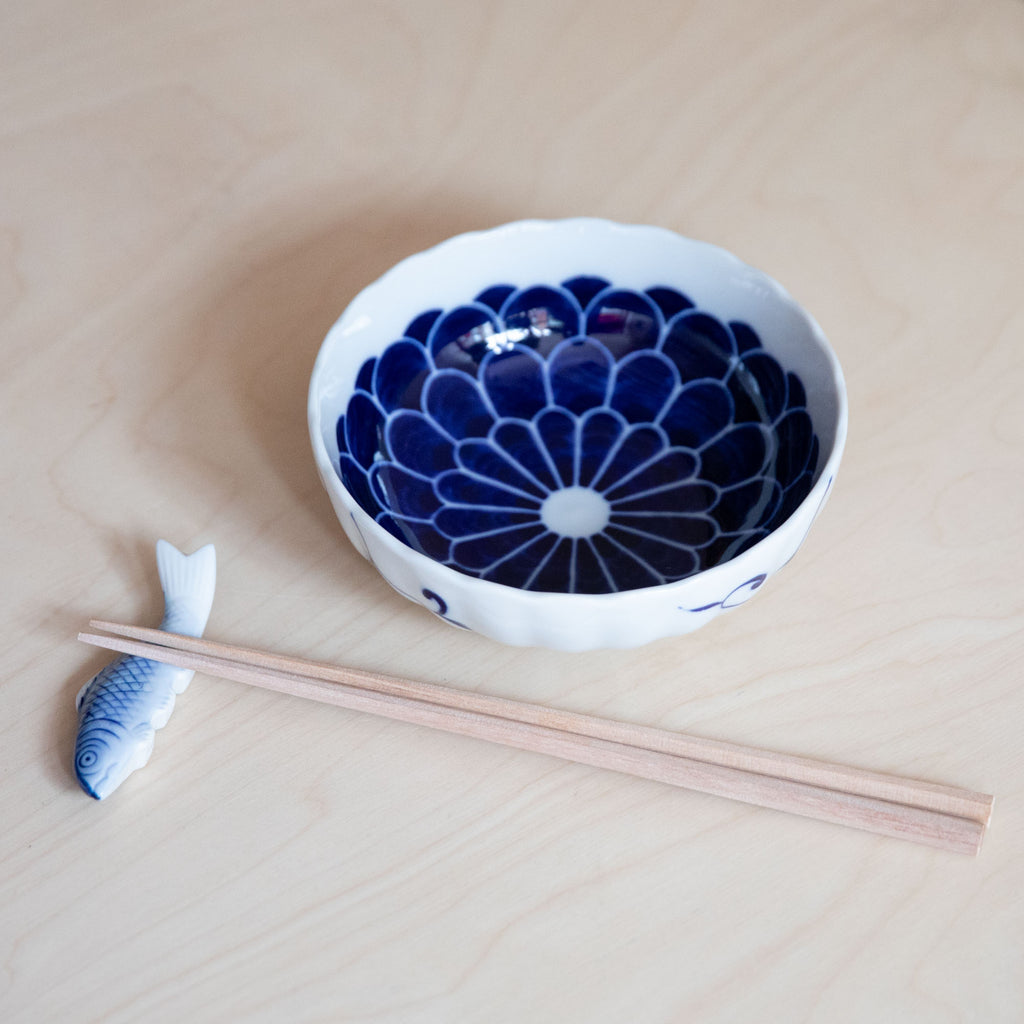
left=2, top=1, right=1023, bottom=1021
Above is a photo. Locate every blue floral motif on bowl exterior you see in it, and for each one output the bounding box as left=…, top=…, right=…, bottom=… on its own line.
left=335, top=277, right=818, bottom=595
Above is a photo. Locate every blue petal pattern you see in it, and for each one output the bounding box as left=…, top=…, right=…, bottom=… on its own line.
left=335, top=279, right=819, bottom=594
left=585, top=288, right=663, bottom=355
left=499, top=285, right=582, bottom=354
left=373, top=341, right=431, bottom=412
left=481, top=348, right=549, bottom=418
left=424, top=370, right=494, bottom=439
left=549, top=338, right=613, bottom=414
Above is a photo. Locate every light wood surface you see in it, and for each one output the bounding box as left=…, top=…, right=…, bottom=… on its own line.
left=3, top=1, right=1023, bottom=1021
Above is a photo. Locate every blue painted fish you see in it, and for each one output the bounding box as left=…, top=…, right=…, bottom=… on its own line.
left=74, top=540, right=216, bottom=800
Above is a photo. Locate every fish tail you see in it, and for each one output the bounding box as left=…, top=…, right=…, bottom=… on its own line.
left=156, top=540, right=217, bottom=637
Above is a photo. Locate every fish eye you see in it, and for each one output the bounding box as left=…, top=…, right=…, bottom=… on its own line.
left=76, top=748, right=99, bottom=770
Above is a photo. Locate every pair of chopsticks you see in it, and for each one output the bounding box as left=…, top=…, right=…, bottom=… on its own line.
left=79, top=621, right=993, bottom=855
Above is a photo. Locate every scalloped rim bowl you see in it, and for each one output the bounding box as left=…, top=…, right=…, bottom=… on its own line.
left=309, top=219, right=847, bottom=650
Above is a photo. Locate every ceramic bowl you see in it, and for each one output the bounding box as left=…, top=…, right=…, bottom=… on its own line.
left=309, top=219, right=847, bottom=650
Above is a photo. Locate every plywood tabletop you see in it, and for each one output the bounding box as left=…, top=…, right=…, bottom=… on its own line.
left=2, top=2, right=1022, bottom=1021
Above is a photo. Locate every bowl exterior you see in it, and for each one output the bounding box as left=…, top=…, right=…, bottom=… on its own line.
left=309, top=219, right=847, bottom=650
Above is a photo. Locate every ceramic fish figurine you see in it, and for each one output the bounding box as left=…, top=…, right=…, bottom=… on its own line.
left=73, top=540, right=216, bottom=799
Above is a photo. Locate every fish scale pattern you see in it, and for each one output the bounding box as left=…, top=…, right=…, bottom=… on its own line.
left=74, top=656, right=179, bottom=787
left=79, top=657, right=161, bottom=718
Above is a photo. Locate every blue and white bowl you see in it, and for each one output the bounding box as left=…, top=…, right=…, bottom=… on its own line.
left=309, top=219, right=847, bottom=650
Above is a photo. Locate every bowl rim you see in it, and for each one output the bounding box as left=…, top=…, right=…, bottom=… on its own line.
left=308, top=217, right=848, bottom=606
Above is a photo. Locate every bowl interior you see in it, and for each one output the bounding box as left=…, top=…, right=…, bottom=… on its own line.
left=330, top=267, right=825, bottom=596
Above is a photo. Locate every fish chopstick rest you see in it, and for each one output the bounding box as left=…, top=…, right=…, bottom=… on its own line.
left=73, top=540, right=216, bottom=799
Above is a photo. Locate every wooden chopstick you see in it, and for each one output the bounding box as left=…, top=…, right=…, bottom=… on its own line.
left=87, top=620, right=993, bottom=825
left=79, top=622, right=993, bottom=854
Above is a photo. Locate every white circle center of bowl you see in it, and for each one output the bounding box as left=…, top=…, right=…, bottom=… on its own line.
left=541, top=487, right=610, bottom=538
